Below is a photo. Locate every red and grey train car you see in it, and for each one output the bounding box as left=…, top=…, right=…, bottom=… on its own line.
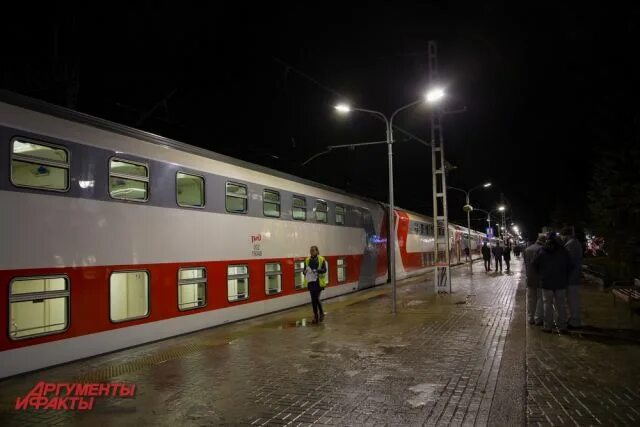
left=0, top=92, right=485, bottom=378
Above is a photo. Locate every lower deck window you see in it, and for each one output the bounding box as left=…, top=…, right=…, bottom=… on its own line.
left=228, top=265, right=249, bottom=302
left=294, top=260, right=305, bottom=289
left=9, top=276, right=69, bottom=339
left=265, top=263, right=282, bottom=294
left=178, top=267, right=207, bottom=310
left=110, top=271, right=149, bottom=322
left=337, top=259, right=347, bottom=282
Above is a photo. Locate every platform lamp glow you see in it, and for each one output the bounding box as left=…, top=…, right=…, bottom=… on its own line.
left=334, top=88, right=445, bottom=314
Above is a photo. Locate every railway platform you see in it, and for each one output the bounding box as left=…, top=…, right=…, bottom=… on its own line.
left=1, top=258, right=639, bottom=426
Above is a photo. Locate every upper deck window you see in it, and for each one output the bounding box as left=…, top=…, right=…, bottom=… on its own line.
left=11, top=138, right=69, bottom=191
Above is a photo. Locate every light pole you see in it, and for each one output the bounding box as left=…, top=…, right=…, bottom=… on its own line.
left=475, top=205, right=505, bottom=239
left=447, top=182, right=492, bottom=273
left=335, top=88, right=444, bottom=314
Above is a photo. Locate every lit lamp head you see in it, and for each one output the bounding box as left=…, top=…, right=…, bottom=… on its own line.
left=334, top=104, right=351, bottom=114
left=498, top=205, right=506, bottom=212
left=425, top=87, right=445, bottom=104
left=483, top=182, right=492, bottom=188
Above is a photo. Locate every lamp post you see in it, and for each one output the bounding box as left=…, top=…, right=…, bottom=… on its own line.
left=335, top=88, right=444, bottom=314
left=447, top=182, right=491, bottom=273
left=475, top=205, right=505, bottom=239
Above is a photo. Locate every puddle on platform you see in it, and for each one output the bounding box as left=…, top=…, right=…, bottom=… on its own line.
left=407, top=383, right=440, bottom=408
left=405, top=300, right=427, bottom=307
left=278, top=319, right=317, bottom=329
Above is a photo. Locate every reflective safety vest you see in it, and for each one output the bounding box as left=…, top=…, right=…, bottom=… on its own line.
left=304, top=255, right=328, bottom=288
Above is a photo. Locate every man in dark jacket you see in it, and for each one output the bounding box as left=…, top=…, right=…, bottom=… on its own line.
left=492, top=241, right=504, bottom=272
left=533, top=232, right=573, bottom=333
left=481, top=241, right=492, bottom=272
left=524, top=234, right=546, bottom=325
left=560, top=226, right=583, bottom=328
left=503, top=243, right=512, bottom=273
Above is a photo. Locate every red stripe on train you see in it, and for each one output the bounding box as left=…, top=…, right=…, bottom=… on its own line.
left=0, top=254, right=364, bottom=351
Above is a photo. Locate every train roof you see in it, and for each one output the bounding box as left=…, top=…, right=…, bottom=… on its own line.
left=0, top=90, right=388, bottom=205
left=0, top=90, right=483, bottom=236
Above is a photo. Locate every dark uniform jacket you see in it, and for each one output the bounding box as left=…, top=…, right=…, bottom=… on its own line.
left=481, top=245, right=491, bottom=260
left=533, top=242, right=573, bottom=290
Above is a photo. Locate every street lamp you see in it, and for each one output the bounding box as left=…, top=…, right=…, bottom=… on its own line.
left=476, top=205, right=505, bottom=238
left=447, top=181, right=492, bottom=273
left=335, top=88, right=445, bottom=314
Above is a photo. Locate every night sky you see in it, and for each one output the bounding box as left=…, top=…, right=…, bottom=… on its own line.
left=2, top=4, right=639, bottom=239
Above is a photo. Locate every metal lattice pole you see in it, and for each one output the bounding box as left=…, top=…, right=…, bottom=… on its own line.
left=429, top=40, right=452, bottom=294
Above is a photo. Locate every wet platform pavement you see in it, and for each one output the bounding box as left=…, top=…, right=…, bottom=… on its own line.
left=1, top=258, right=639, bottom=426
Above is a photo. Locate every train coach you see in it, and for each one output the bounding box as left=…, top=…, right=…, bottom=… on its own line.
left=0, top=92, right=484, bottom=377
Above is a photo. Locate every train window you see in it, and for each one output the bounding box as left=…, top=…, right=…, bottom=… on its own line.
left=315, top=200, right=328, bottom=223
left=265, top=263, right=282, bottom=295
left=292, top=196, right=307, bottom=221
left=178, top=267, right=207, bottom=311
left=263, top=189, right=281, bottom=218
left=109, top=158, right=149, bottom=201
left=11, top=138, right=70, bottom=191
left=228, top=265, right=249, bottom=302
left=177, top=172, right=205, bottom=208
left=226, top=182, right=248, bottom=213
left=9, top=276, right=69, bottom=340
left=427, top=224, right=434, bottom=236
left=337, top=258, right=347, bottom=283
left=110, top=271, right=149, bottom=322
left=294, top=260, right=305, bottom=289
left=335, top=205, right=345, bottom=225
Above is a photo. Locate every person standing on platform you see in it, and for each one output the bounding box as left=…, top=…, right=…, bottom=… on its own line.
left=503, top=243, right=512, bottom=273
left=533, top=232, right=572, bottom=334
left=303, top=245, right=328, bottom=324
left=524, top=234, right=546, bottom=325
left=492, top=241, right=504, bottom=272
left=464, top=246, right=470, bottom=262
left=560, top=226, right=583, bottom=329
left=482, top=241, right=492, bottom=272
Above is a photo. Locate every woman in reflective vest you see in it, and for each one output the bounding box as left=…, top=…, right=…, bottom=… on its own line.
left=304, top=245, right=328, bottom=323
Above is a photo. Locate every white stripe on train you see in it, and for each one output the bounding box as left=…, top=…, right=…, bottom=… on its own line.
left=0, top=190, right=368, bottom=270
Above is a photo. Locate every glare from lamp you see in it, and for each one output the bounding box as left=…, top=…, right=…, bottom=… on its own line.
left=425, top=88, right=445, bottom=103
left=334, top=104, right=351, bottom=113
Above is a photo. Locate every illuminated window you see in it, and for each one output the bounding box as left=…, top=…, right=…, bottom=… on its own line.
left=11, top=138, right=69, bottom=191
left=110, top=271, right=149, bottom=322
left=335, top=205, right=345, bottom=225
left=263, top=189, right=281, bottom=218
left=178, top=267, right=207, bottom=310
left=109, top=158, right=149, bottom=201
left=177, top=172, right=205, bottom=208
left=9, top=276, right=69, bottom=339
left=228, top=265, right=249, bottom=302
left=294, top=260, right=305, bottom=289
left=265, top=263, right=282, bottom=295
left=226, top=182, right=248, bottom=213
left=337, top=259, right=347, bottom=282
left=315, top=200, right=328, bottom=223
left=292, top=196, right=307, bottom=221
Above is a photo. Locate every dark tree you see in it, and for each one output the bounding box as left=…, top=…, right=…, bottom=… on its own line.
left=588, top=140, right=640, bottom=276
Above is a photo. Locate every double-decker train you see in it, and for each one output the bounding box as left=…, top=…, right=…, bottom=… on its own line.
left=0, top=92, right=485, bottom=378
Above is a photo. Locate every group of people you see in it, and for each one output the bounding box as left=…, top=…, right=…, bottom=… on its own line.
left=303, top=227, right=583, bottom=331
left=481, top=241, right=514, bottom=273
left=523, top=227, right=583, bottom=333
